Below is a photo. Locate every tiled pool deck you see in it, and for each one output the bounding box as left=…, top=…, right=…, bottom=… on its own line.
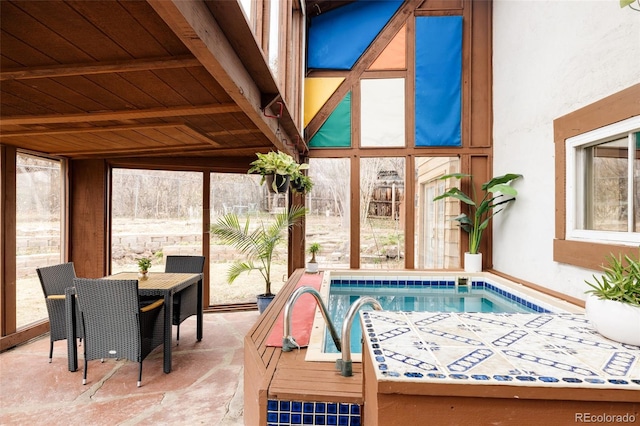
left=362, top=310, right=640, bottom=389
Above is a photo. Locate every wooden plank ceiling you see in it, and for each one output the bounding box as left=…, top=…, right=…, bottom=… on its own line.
left=0, top=0, right=303, bottom=164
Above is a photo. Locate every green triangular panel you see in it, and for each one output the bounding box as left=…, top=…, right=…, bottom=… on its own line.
left=309, top=93, right=351, bottom=148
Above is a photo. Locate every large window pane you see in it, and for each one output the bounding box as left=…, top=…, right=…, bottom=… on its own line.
left=415, top=157, right=460, bottom=269
left=16, top=153, right=62, bottom=327
left=111, top=169, right=202, bottom=274
left=210, top=173, right=290, bottom=305
left=305, top=158, right=351, bottom=269
left=585, top=138, right=628, bottom=232
left=360, top=157, right=404, bottom=269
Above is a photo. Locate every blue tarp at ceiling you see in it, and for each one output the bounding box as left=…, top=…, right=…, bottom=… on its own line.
left=307, top=0, right=403, bottom=70
left=415, top=16, right=463, bottom=147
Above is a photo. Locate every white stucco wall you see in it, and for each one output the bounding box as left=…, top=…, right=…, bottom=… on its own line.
left=492, top=0, right=640, bottom=300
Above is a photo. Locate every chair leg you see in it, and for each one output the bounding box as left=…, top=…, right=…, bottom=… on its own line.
left=176, top=323, right=180, bottom=344
left=138, top=362, right=142, bottom=387
left=83, top=359, right=88, bottom=385
left=49, top=341, right=54, bottom=363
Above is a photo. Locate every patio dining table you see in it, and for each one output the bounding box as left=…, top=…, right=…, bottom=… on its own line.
left=65, top=272, right=203, bottom=374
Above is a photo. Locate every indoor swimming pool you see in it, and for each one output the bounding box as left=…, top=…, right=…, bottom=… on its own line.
left=306, top=271, right=573, bottom=360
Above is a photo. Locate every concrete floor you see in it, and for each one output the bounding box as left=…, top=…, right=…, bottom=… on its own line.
left=0, top=310, right=260, bottom=425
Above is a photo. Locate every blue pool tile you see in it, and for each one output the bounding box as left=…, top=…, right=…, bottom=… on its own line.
left=292, top=401, right=302, bottom=412
left=315, top=415, right=326, bottom=425
left=291, top=413, right=302, bottom=424
left=351, top=405, right=360, bottom=415
left=327, top=415, right=338, bottom=425
left=279, top=401, right=290, bottom=411
left=339, top=416, right=350, bottom=426
left=303, top=414, right=314, bottom=424
left=315, top=402, right=326, bottom=413
left=327, top=403, right=338, bottom=414
left=267, top=400, right=278, bottom=411
left=267, top=412, right=278, bottom=422
left=279, top=413, right=290, bottom=423
left=339, top=403, right=350, bottom=414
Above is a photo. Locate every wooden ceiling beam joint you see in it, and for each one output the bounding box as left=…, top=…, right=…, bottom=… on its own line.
left=0, top=55, right=201, bottom=81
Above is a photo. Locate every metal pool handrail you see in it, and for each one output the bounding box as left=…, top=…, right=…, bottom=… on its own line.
left=336, top=296, right=383, bottom=377
left=282, top=286, right=341, bottom=352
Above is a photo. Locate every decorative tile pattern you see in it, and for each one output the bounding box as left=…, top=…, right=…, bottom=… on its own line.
left=362, top=311, right=640, bottom=389
left=267, top=400, right=361, bottom=426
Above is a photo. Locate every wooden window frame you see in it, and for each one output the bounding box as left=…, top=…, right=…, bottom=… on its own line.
left=553, top=84, right=640, bottom=270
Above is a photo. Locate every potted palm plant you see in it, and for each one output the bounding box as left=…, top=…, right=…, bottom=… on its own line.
left=585, top=250, right=640, bottom=345
left=306, top=242, right=321, bottom=273
left=211, top=205, right=307, bottom=313
left=433, top=172, right=522, bottom=272
left=248, top=151, right=304, bottom=193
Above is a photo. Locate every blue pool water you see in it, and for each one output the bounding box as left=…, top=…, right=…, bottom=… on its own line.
left=323, top=278, right=554, bottom=354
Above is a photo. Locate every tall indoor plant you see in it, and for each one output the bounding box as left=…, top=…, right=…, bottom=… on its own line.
left=211, top=205, right=307, bottom=312
left=584, top=250, right=640, bottom=345
left=433, top=172, right=522, bottom=272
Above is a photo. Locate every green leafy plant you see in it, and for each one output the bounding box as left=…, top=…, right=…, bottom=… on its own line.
left=433, top=173, right=522, bottom=254
left=620, top=0, right=638, bottom=10
left=137, top=257, right=152, bottom=272
left=248, top=151, right=305, bottom=192
left=290, top=165, right=314, bottom=194
left=585, top=251, right=640, bottom=307
left=211, top=205, right=307, bottom=296
left=308, top=242, right=321, bottom=263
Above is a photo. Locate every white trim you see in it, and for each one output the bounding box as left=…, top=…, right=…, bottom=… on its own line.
left=565, top=115, right=640, bottom=246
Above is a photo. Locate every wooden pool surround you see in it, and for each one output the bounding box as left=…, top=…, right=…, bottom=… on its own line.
left=244, top=270, right=639, bottom=425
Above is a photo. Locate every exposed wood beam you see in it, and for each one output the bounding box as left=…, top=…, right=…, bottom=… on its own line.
left=206, top=128, right=262, bottom=137
left=0, top=103, right=241, bottom=125
left=0, top=55, right=202, bottom=81
left=0, top=123, right=183, bottom=138
left=147, top=0, right=302, bottom=160
left=51, top=143, right=218, bottom=158
left=109, top=154, right=258, bottom=172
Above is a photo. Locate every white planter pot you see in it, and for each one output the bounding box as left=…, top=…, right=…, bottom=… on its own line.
left=306, top=262, right=318, bottom=273
left=464, top=252, right=482, bottom=273
left=586, top=296, right=640, bottom=346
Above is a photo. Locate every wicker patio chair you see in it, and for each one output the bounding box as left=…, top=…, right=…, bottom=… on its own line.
left=164, top=255, right=205, bottom=343
left=36, top=262, right=83, bottom=363
left=74, top=278, right=164, bottom=387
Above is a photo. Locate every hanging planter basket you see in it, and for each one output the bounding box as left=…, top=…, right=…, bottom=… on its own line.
left=266, top=174, right=290, bottom=193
